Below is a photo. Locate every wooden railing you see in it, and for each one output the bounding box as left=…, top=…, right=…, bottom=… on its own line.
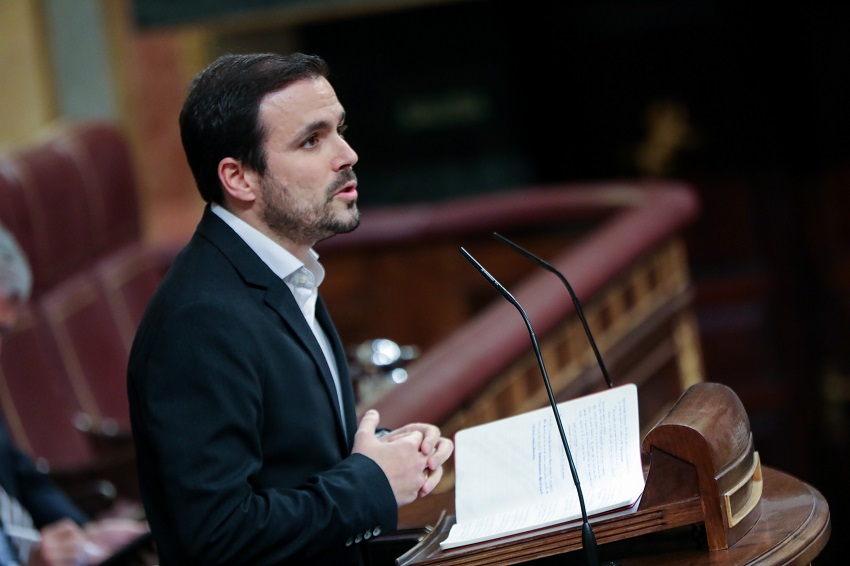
left=318, top=181, right=702, bottom=490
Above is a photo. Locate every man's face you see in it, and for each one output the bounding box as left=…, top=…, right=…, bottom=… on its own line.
left=0, top=292, right=22, bottom=355
left=255, top=76, right=360, bottom=249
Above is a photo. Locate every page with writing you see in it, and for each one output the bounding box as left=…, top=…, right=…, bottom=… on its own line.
left=441, top=384, right=644, bottom=549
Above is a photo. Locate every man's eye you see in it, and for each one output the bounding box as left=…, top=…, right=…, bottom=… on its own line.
left=338, top=124, right=349, bottom=138
left=303, top=134, right=319, bottom=148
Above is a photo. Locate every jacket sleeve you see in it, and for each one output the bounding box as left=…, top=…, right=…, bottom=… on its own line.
left=0, top=419, right=88, bottom=528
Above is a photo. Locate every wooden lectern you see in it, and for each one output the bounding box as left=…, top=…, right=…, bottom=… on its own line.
left=387, top=382, right=830, bottom=565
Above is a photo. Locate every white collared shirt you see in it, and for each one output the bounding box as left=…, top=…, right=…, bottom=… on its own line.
left=211, top=204, right=346, bottom=432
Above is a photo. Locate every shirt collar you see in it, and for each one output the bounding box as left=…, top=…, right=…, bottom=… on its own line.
left=210, top=203, right=324, bottom=287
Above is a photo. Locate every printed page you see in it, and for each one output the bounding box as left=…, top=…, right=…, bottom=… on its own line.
left=441, top=384, right=644, bottom=549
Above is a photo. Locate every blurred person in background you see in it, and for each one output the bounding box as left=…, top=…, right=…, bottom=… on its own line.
left=0, top=222, right=149, bottom=566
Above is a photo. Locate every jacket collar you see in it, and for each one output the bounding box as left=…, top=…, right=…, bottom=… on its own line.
left=196, top=206, right=355, bottom=451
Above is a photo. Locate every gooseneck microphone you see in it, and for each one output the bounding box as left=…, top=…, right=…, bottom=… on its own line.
left=492, top=232, right=614, bottom=389
left=460, top=247, right=600, bottom=566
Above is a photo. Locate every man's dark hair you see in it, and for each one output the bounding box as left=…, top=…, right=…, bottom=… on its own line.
left=179, top=52, right=329, bottom=204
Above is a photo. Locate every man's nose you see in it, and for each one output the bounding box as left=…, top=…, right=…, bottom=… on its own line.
left=334, top=137, right=358, bottom=171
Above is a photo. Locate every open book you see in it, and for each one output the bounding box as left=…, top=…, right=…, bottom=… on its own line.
left=440, top=383, right=645, bottom=550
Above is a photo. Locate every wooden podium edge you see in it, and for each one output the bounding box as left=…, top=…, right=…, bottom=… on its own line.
left=396, top=467, right=831, bottom=566
left=395, top=383, right=832, bottom=565
left=747, top=473, right=831, bottom=566
left=396, top=494, right=705, bottom=565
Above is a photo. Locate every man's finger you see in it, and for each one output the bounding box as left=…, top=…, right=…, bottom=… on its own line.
left=419, top=465, right=443, bottom=497
left=357, top=409, right=380, bottom=435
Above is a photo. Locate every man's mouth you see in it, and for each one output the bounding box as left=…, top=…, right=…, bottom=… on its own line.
left=331, top=172, right=358, bottom=200
left=335, top=182, right=358, bottom=203
left=337, top=181, right=356, bottom=194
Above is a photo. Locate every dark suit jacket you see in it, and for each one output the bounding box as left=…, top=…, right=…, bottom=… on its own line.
left=127, top=208, right=397, bottom=565
left=0, top=417, right=88, bottom=528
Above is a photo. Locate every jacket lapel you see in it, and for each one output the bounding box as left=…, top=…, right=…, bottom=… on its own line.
left=316, top=297, right=358, bottom=447
left=196, top=208, right=352, bottom=452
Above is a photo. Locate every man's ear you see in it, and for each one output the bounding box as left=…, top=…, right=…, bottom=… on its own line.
left=218, top=157, right=259, bottom=204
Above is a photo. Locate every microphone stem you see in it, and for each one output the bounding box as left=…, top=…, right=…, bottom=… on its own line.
left=492, top=232, right=614, bottom=389
left=460, top=247, right=600, bottom=566
left=526, top=325, right=590, bottom=527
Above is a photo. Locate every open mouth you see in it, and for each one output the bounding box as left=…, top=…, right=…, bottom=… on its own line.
left=334, top=181, right=358, bottom=200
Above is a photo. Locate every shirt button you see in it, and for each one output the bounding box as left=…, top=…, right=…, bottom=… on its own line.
left=364, top=530, right=372, bottom=540
left=355, top=533, right=363, bottom=544
left=345, top=537, right=353, bottom=547
left=372, top=526, right=382, bottom=537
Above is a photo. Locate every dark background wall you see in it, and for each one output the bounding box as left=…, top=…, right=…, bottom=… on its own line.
left=299, top=6, right=850, bottom=543
left=141, top=0, right=850, bottom=559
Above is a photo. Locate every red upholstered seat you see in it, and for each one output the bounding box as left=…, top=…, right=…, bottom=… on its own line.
left=39, top=272, right=134, bottom=433
left=0, top=123, right=142, bottom=298
left=0, top=121, right=173, bottom=502
left=0, top=305, right=94, bottom=474
left=93, top=243, right=173, bottom=347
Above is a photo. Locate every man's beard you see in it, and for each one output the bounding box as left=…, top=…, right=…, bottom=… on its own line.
left=259, top=170, right=360, bottom=247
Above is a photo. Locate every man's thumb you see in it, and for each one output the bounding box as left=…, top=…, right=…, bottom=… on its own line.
left=357, top=409, right=380, bottom=435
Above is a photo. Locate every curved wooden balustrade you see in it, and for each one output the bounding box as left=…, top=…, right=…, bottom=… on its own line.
left=317, top=181, right=702, bottom=488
